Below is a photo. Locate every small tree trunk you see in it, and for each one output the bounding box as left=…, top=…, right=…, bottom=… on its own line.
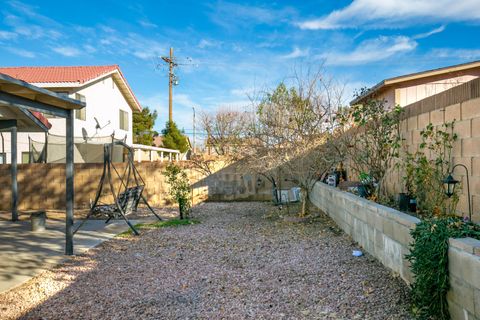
left=179, top=199, right=184, bottom=220
left=300, top=188, right=307, bottom=217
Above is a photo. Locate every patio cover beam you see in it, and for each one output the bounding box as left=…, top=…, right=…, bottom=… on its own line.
left=0, top=91, right=69, bottom=118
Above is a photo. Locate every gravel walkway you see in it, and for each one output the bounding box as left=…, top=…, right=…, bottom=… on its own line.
left=0, top=202, right=411, bottom=319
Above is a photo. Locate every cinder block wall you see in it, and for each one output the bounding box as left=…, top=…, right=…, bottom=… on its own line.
left=345, top=78, right=480, bottom=222
left=310, top=182, right=419, bottom=284
left=311, top=182, right=480, bottom=320
left=448, top=238, right=480, bottom=320
left=0, top=161, right=272, bottom=211
left=385, top=96, right=480, bottom=222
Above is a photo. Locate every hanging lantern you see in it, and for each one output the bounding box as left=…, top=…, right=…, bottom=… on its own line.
left=443, top=173, right=459, bottom=198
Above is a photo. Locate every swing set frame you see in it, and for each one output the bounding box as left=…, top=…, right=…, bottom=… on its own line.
left=73, top=138, right=162, bottom=236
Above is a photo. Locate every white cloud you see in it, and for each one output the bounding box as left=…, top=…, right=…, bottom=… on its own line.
left=431, top=48, right=480, bottom=60
left=0, top=30, right=17, bottom=40
left=319, top=36, right=417, bottom=65
left=298, top=0, right=480, bottom=30
left=198, top=39, right=221, bottom=49
left=138, top=19, right=158, bottom=28
left=6, top=47, right=35, bottom=58
left=53, top=46, right=81, bottom=57
left=209, top=1, right=296, bottom=29
left=413, top=25, right=446, bottom=39
left=83, top=44, right=97, bottom=54
left=281, top=46, right=309, bottom=59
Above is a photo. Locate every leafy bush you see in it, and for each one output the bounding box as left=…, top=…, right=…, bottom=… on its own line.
left=402, top=121, right=458, bottom=216
left=337, top=92, right=403, bottom=201
left=406, top=217, right=480, bottom=319
left=163, top=163, right=191, bottom=219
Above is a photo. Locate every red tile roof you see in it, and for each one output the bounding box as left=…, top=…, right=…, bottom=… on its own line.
left=30, top=111, right=52, bottom=130
left=0, top=65, right=119, bottom=84
left=0, top=65, right=142, bottom=111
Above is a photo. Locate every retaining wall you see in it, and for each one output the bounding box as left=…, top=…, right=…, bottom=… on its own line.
left=310, top=181, right=480, bottom=320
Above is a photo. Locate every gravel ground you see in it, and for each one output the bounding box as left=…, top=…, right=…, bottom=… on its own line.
left=0, top=202, right=411, bottom=320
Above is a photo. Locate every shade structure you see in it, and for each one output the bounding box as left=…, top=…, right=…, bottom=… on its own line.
left=0, top=72, right=85, bottom=255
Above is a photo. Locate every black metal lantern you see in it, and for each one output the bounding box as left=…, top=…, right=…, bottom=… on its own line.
left=443, top=173, right=459, bottom=198
left=443, top=164, right=472, bottom=221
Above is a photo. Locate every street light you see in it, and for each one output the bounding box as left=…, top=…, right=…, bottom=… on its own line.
left=443, top=163, right=471, bottom=220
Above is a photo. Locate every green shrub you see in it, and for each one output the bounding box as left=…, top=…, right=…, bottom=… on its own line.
left=406, top=217, right=480, bottom=319
left=163, top=163, right=191, bottom=219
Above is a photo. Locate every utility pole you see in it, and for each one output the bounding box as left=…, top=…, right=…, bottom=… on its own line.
left=161, top=47, right=178, bottom=123
left=192, top=106, right=196, bottom=154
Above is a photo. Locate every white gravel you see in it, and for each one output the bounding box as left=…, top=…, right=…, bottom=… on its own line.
left=0, top=202, right=411, bottom=319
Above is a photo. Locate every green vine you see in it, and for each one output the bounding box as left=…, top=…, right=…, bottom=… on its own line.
left=406, top=217, right=480, bottom=319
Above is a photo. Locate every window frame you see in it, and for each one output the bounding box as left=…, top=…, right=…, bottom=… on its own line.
left=74, top=93, right=86, bottom=121
left=119, top=109, right=129, bottom=131
left=21, top=152, right=30, bottom=164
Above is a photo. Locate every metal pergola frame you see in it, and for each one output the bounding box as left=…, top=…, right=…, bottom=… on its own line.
left=0, top=73, right=85, bottom=255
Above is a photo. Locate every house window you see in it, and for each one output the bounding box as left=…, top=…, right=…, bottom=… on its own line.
left=21, top=152, right=30, bottom=164
left=74, top=93, right=86, bottom=120
left=119, top=110, right=129, bottom=130
left=0, top=153, right=6, bottom=164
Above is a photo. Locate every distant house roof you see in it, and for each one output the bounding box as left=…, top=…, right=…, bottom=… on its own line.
left=350, top=60, right=480, bottom=105
left=0, top=65, right=142, bottom=112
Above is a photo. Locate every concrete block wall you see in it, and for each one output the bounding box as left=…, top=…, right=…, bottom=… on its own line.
left=0, top=161, right=272, bottom=211
left=383, top=95, right=480, bottom=222
left=310, top=182, right=419, bottom=284
left=448, top=238, right=480, bottom=320
left=310, top=182, right=480, bottom=320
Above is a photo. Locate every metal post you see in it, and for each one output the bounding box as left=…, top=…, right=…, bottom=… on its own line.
left=1, top=132, right=5, bottom=163
left=11, top=126, right=18, bottom=221
left=44, top=132, right=48, bottom=163
left=65, top=110, right=74, bottom=255
left=192, top=106, right=196, bottom=154
left=452, top=164, right=472, bottom=221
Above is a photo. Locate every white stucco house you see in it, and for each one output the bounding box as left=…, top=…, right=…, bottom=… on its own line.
left=0, top=65, right=141, bottom=163
left=351, top=60, right=480, bottom=108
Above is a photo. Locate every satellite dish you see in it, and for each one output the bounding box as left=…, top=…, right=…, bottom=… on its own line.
left=81, top=128, right=89, bottom=142
left=94, top=117, right=111, bottom=131
left=94, top=117, right=101, bottom=130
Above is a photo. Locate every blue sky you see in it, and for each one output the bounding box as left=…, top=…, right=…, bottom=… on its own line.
left=1, top=0, right=480, bottom=138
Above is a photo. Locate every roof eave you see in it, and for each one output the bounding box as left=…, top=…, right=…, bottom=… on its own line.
left=349, top=80, right=386, bottom=105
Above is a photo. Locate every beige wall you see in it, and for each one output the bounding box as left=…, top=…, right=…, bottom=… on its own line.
left=385, top=95, right=480, bottom=222
left=310, top=182, right=480, bottom=320
left=0, top=161, right=272, bottom=211
left=350, top=78, right=480, bottom=222
left=376, top=69, right=480, bottom=109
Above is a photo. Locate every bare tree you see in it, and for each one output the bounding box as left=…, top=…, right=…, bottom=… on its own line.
left=244, top=67, right=345, bottom=216
left=190, top=107, right=252, bottom=176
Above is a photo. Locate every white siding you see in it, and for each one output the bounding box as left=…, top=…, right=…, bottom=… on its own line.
left=1, top=75, right=135, bottom=163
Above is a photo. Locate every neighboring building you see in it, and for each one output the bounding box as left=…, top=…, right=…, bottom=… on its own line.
left=351, top=60, right=480, bottom=108
left=0, top=65, right=141, bottom=163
